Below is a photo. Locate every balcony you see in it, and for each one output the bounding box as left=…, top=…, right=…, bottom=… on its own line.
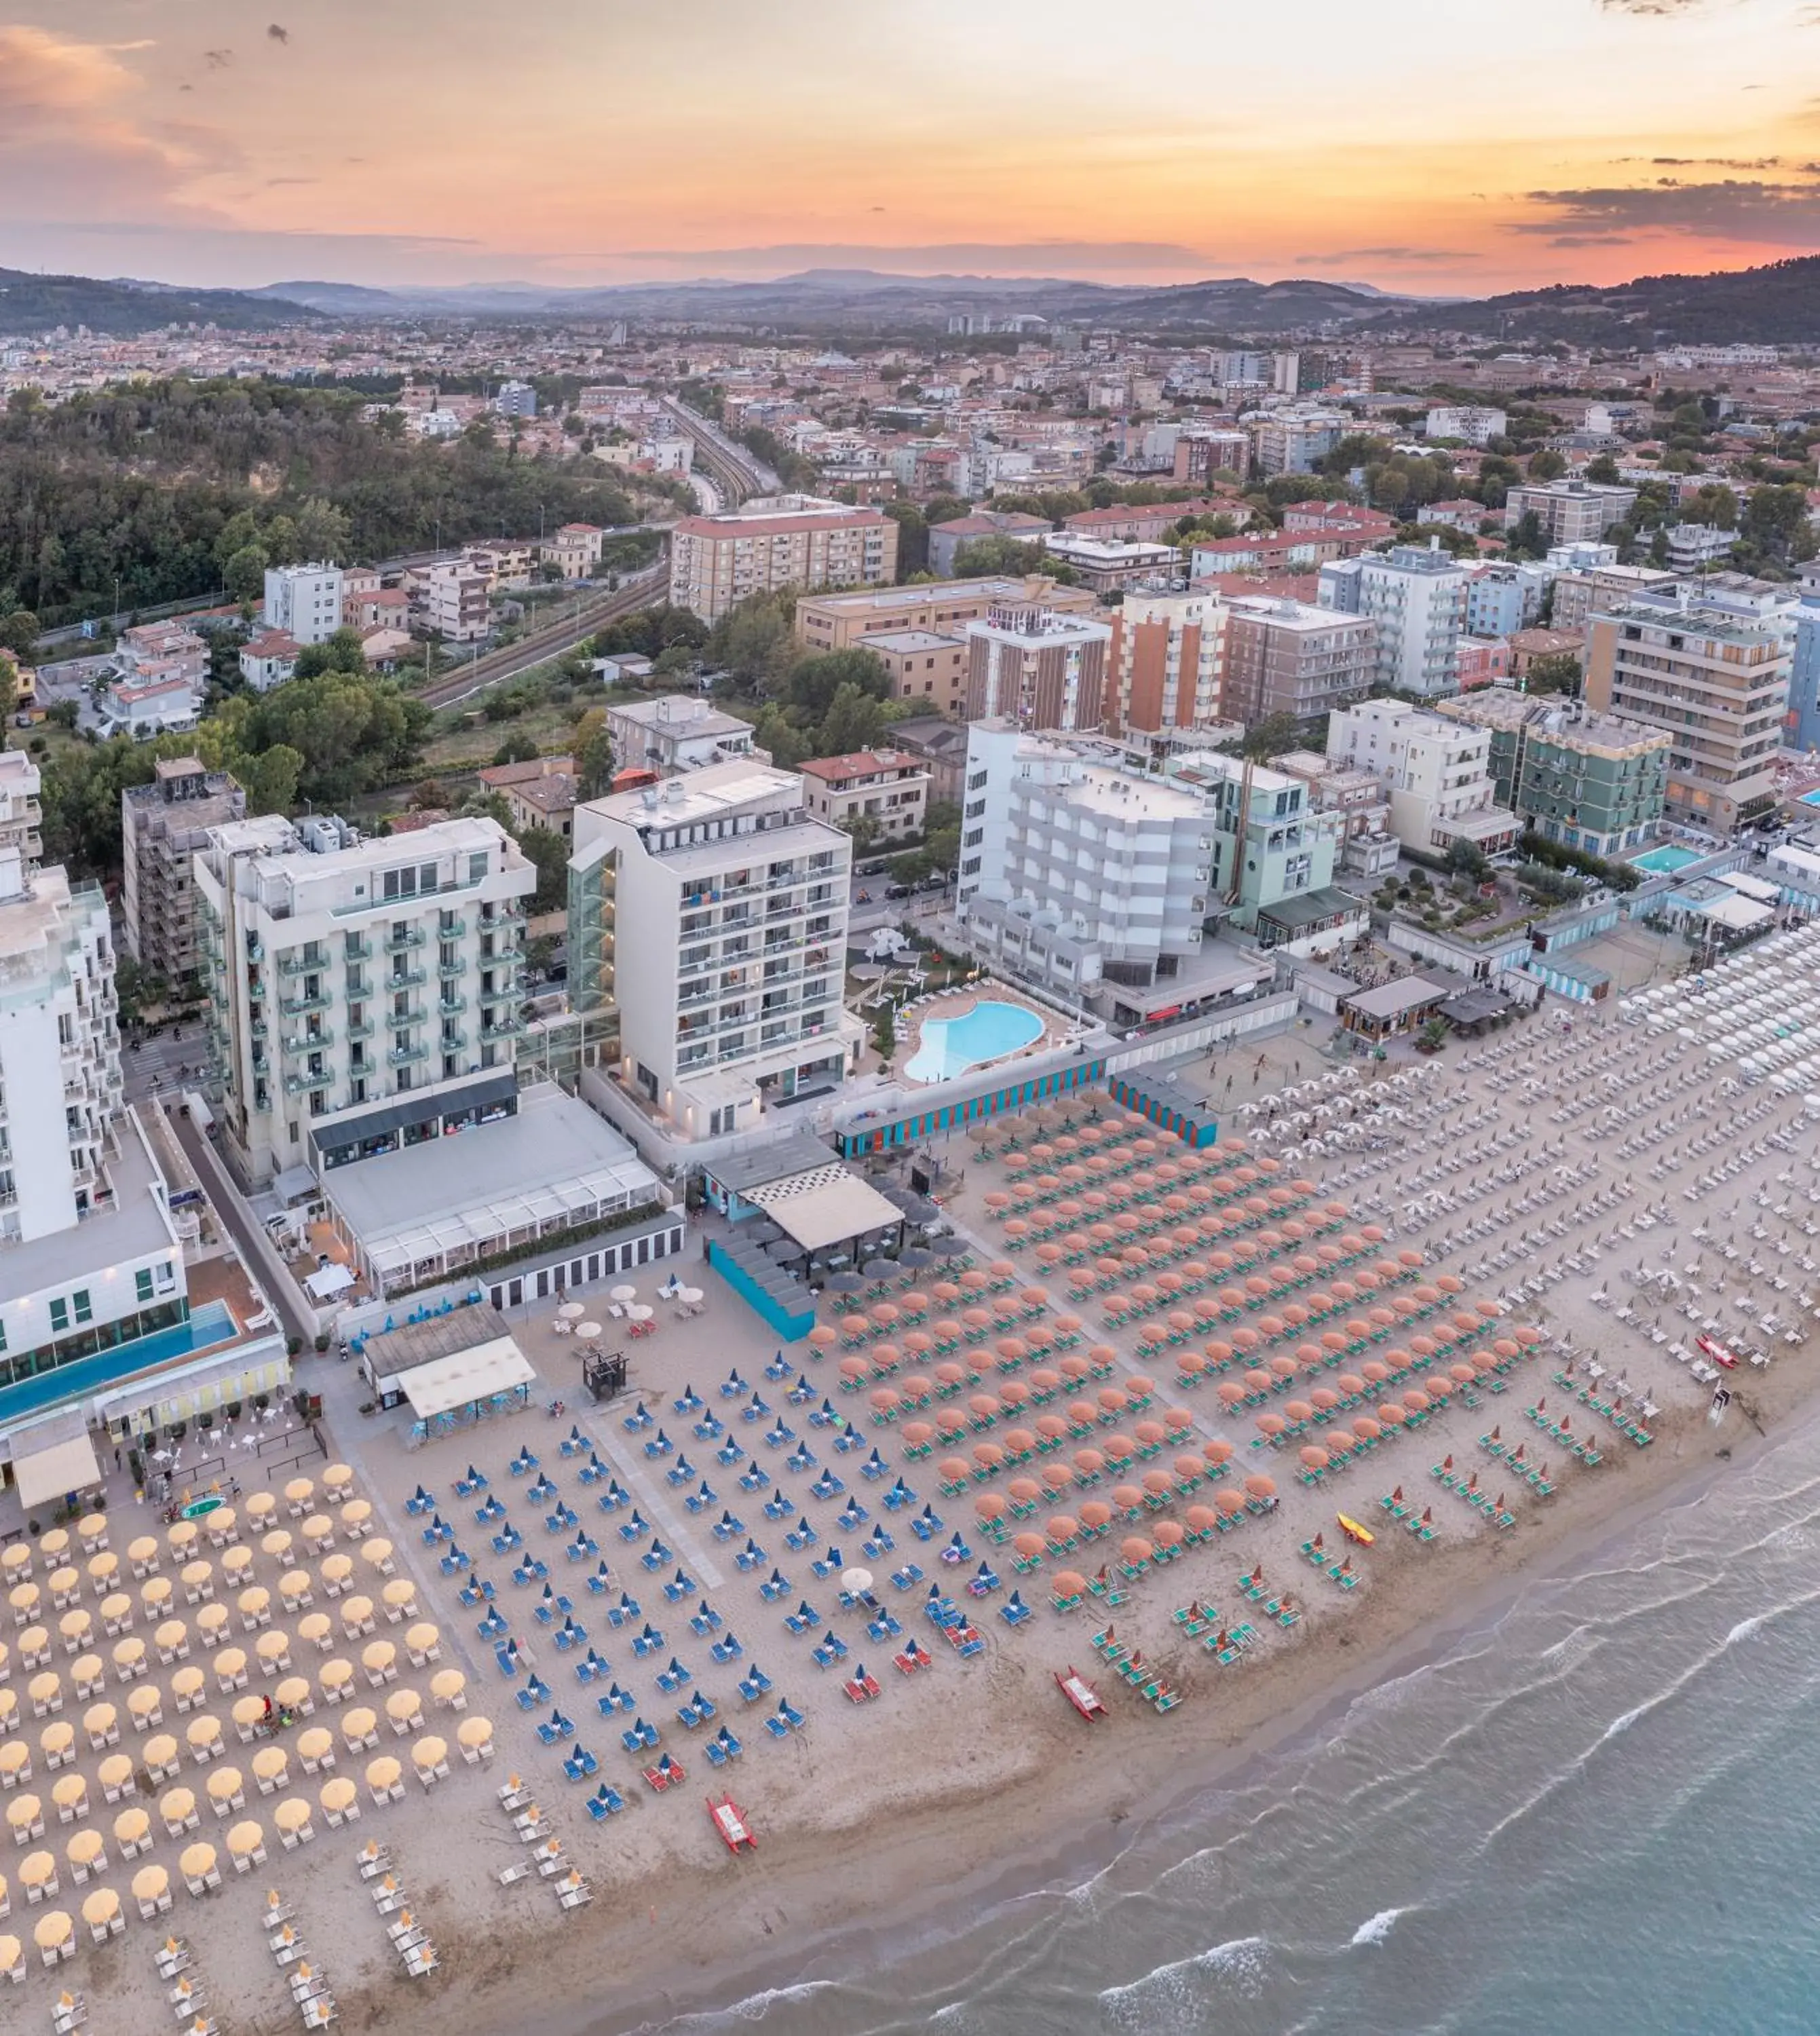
left=436, top=916, right=467, bottom=939
left=387, top=1042, right=430, bottom=1069
left=280, top=1029, right=335, bottom=1057
left=436, top=994, right=468, bottom=1017
left=438, top=956, right=466, bottom=981
left=386, top=926, right=426, bottom=951
left=480, top=1016, right=525, bottom=1042
left=438, top=1030, right=469, bottom=1053
left=283, top=1072, right=328, bottom=1097
left=387, top=1002, right=428, bottom=1027
left=387, top=966, right=428, bottom=991
left=345, top=1017, right=375, bottom=1042
left=280, top=989, right=333, bottom=1017
left=342, top=935, right=373, bottom=962
left=277, top=951, right=324, bottom=979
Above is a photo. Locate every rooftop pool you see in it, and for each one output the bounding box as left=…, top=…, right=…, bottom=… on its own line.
left=0, top=1298, right=242, bottom=1427
left=905, top=999, right=1045, bottom=1083
left=1632, top=844, right=1702, bottom=874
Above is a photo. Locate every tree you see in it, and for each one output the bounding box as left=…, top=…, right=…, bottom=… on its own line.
left=1505, top=509, right=1547, bottom=559
left=573, top=707, right=615, bottom=798
left=516, top=823, right=570, bottom=914
left=1583, top=454, right=1622, bottom=485
left=1526, top=449, right=1567, bottom=482
left=491, top=732, right=539, bottom=767
left=0, top=654, right=18, bottom=726
left=1523, top=652, right=1582, bottom=698
left=1240, top=712, right=1303, bottom=760
left=951, top=535, right=1046, bottom=578
left=817, top=681, right=889, bottom=757
left=0, top=610, right=40, bottom=657
left=789, top=649, right=890, bottom=720
left=1739, top=483, right=1815, bottom=564
left=292, top=497, right=352, bottom=564
left=292, top=627, right=368, bottom=681
left=223, top=544, right=269, bottom=603
left=1444, top=835, right=1490, bottom=882
left=841, top=812, right=884, bottom=856
left=871, top=1005, right=896, bottom=1069
left=883, top=502, right=928, bottom=580
left=237, top=743, right=303, bottom=817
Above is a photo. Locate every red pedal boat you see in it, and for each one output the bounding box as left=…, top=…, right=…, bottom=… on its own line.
left=1054, top=1667, right=1107, bottom=1720
left=707, top=1793, right=757, bottom=1852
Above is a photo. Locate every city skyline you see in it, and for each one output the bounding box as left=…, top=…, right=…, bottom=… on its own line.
left=0, top=0, right=1817, bottom=295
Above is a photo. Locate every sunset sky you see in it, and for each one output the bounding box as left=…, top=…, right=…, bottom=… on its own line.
left=1, top=0, right=1817, bottom=295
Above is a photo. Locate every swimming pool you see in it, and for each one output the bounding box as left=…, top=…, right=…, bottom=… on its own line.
left=0, top=1298, right=241, bottom=1427
left=904, top=999, right=1045, bottom=1082
left=1633, top=844, right=1701, bottom=874
left=1802, top=789, right=1820, bottom=809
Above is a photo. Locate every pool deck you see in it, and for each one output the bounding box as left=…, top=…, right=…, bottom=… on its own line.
left=901, top=985, right=1072, bottom=1087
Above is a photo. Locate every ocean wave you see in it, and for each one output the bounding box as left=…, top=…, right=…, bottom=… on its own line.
left=1350, top=1906, right=1407, bottom=1946
left=1724, top=1613, right=1767, bottom=1648
left=725, top=1981, right=839, bottom=2022
left=1098, top=1936, right=1269, bottom=2025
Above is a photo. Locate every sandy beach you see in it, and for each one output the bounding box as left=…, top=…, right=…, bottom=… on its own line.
left=8, top=939, right=1819, bottom=2036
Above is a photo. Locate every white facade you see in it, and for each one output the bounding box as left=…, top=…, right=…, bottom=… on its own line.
left=1425, top=406, right=1507, bottom=446
left=262, top=563, right=345, bottom=647
left=1319, top=544, right=1469, bottom=700
left=957, top=720, right=1214, bottom=987
left=1665, top=523, right=1737, bottom=573
left=0, top=850, right=124, bottom=1243
left=570, top=765, right=860, bottom=1142
left=1326, top=698, right=1521, bottom=859
left=415, top=565, right=491, bottom=643
left=604, top=696, right=760, bottom=776
left=195, top=815, right=535, bottom=1186
left=0, top=751, right=42, bottom=877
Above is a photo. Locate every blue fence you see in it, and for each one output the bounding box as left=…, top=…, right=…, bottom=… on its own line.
left=706, top=1240, right=816, bottom=1344
left=833, top=1055, right=1105, bottom=1158
left=1109, top=1075, right=1219, bottom=1148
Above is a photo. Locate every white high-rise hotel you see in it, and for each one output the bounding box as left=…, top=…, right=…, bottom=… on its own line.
left=197, top=814, right=536, bottom=1184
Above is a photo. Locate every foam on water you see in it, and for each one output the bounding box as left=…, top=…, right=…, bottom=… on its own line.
left=1098, top=1937, right=1269, bottom=2028
left=1350, top=1907, right=1407, bottom=1947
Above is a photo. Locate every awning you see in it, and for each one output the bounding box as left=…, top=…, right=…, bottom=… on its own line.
left=305, top=1264, right=356, bottom=1302
left=398, top=1336, right=537, bottom=1422
left=13, top=1431, right=103, bottom=1511
left=746, top=1166, right=905, bottom=1253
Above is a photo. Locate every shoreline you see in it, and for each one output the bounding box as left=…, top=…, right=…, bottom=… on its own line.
left=464, top=1363, right=1813, bottom=2036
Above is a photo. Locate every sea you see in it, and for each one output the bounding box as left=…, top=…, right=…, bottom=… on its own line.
left=645, top=1415, right=1820, bottom=2036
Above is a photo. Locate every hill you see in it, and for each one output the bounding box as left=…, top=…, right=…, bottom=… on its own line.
left=0, top=269, right=320, bottom=337
left=1380, top=254, right=1820, bottom=347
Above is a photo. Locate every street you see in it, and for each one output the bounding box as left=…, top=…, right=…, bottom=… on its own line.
left=165, top=1105, right=316, bottom=1350
left=124, top=1026, right=210, bottom=1104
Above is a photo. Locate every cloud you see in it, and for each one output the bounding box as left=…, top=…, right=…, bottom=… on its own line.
left=1293, top=246, right=1477, bottom=266
left=1517, top=176, right=1820, bottom=244
left=0, top=26, right=235, bottom=224
left=602, top=240, right=1217, bottom=278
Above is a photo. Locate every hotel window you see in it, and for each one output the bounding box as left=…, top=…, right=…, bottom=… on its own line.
left=49, top=1297, right=69, bottom=1334
left=136, top=1268, right=155, bottom=1304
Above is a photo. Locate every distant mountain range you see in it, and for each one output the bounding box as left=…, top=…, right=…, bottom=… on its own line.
left=0, top=267, right=322, bottom=335
left=4, top=253, right=1819, bottom=347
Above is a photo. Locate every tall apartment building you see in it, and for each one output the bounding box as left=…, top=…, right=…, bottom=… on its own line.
left=121, top=759, right=246, bottom=987
left=568, top=764, right=860, bottom=1142
left=1327, top=698, right=1521, bottom=859
left=0, top=845, right=124, bottom=1242
left=1464, top=561, right=1552, bottom=638
left=793, top=576, right=1097, bottom=654
left=195, top=815, right=535, bottom=1186
left=668, top=495, right=898, bottom=622
left=1221, top=597, right=1378, bottom=726
left=1549, top=561, right=1677, bottom=633
left=1173, top=429, right=1253, bottom=485
left=964, top=604, right=1112, bottom=731
left=262, top=563, right=345, bottom=646
left=414, top=563, right=491, bottom=643
left=1786, top=598, right=1820, bottom=753
left=1425, top=406, right=1507, bottom=446
left=1503, top=480, right=1637, bottom=546
left=1250, top=411, right=1346, bottom=476
left=1103, top=593, right=1227, bottom=735
left=0, top=751, right=42, bottom=878
left=1319, top=543, right=1470, bottom=700
left=958, top=721, right=1357, bottom=1000
left=1582, top=598, right=1790, bottom=834
left=1433, top=691, right=1671, bottom=856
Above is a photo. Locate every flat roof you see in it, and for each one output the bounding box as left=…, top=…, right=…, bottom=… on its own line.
left=705, top=1129, right=841, bottom=1198
left=860, top=630, right=966, bottom=653
left=1344, top=977, right=1449, bottom=1019
left=325, top=1085, right=659, bottom=1277
left=1257, top=885, right=1368, bottom=930
left=745, top=1165, right=903, bottom=1253
left=402, top=1334, right=537, bottom=1420
left=360, top=1304, right=513, bottom=1379
left=1, top=1112, right=177, bottom=1298
left=14, top=1431, right=102, bottom=1510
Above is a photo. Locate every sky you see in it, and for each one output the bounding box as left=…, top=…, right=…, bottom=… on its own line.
left=1, top=0, right=1818, bottom=296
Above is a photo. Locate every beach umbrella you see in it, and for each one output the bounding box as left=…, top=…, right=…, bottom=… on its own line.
left=1202, top=1439, right=1234, bottom=1466
left=1046, top=1516, right=1078, bottom=1544
left=1216, top=1490, right=1245, bottom=1517
left=1243, top=1475, right=1276, bottom=1501
left=1078, top=1502, right=1113, bottom=1531
left=1110, top=1484, right=1143, bottom=1511
left=1299, top=1447, right=1329, bottom=1471
left=1119, top=1537, right=1152, bottom=1566
left=1051, top=1571, right=1088, bottom=1596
